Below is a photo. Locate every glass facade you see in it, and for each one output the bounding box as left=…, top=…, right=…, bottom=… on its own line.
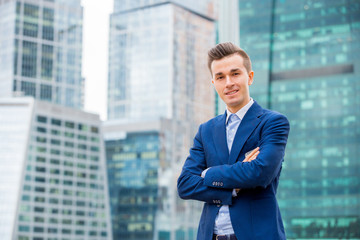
left=0, top=0, right=84, bottom=109
left=0, top=98, right=112, bottom=240
left=105, top=130, right=160, bottom=240
left=113, top=0, right=216, bottom=19
left=107, top=1, right=215, bottom=121
left=106, top=1, right=216, bottom=239
left=237, top=0, right=360, bottom=238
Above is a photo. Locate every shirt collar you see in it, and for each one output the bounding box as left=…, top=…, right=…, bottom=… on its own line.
left=226, top=98, right=254, bottom=124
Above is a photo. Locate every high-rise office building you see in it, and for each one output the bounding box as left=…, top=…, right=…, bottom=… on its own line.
left=0, top=0, right=84, bottom=109
left=0, top=98, right=112, bottom=240
left=232, top=0, right=360, bottom=238
left=107, top=0, right=215, bottom=121
left=106, top=0, right=217, bottom=239
left=103, top=121, right=161, bottom=240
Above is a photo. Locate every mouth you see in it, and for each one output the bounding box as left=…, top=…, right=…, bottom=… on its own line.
left=225, top=90, right=238, bottom=96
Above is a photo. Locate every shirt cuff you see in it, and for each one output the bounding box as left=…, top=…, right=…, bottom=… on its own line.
left=201, top=168, right=210, bottom=178
left=232, top=189, right=238, bottom=197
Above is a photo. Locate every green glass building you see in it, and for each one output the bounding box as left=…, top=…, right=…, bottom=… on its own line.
left=237, top=0, right=360, bottom=238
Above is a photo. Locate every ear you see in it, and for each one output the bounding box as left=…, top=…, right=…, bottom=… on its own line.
left=248, top=71, right=254, bottom=86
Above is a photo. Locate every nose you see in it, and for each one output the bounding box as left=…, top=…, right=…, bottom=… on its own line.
left=225, top=75, right=234, bottom=87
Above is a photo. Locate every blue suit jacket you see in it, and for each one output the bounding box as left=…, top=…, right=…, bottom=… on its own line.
left=177, top=101, right=290, bottom=240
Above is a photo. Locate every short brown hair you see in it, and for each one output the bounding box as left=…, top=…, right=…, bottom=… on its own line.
left=207, top=42, right=252, bottom=74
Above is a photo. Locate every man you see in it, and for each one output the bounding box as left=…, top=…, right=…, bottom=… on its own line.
left=177, top=42, right=290, bottom=240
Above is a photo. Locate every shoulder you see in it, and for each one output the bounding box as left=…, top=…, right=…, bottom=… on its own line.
left=201, top=114, right=224, bottom=127
left=260, top=108, right=290, bottom=132
left=263, top=108, right=288, bottom=121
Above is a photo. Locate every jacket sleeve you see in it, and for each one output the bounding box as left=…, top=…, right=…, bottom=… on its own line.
left=177, top=124, right=233, bottom=205
left=203, top=113, right=290, bottom=189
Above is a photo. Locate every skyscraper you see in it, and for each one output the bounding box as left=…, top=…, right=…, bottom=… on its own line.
left=107, top=0, right=215, bottom=121
left=106, top=0, right=217, bottom=239
left=233, top=0, right=360, bottom=238
left=0, top=0, right=84, bottom=109
left=0, top=98, right=112, bottom=240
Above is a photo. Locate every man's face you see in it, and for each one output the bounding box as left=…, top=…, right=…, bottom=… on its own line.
left=211, top=54, right=254, bottom=113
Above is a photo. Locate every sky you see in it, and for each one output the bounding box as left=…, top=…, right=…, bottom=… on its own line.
left=82, top=0, right=113, bottom=120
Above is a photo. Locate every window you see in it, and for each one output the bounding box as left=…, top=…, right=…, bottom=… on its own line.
left=64, top=132, right=74, bottom=138
left=48, top=228, right=57, bottom=233
left=37, top=116, right=47, bottom=123
left=63, top=190, right=73, bottom=196
left=65, top=141, right=74, bottom=148
left=34, top=216, right=44, bottom=223
left=41, top=45, right=53, bottom=80
left=63, top=199, right=72, bottom=205
left=49, top=178, right=59, bottom=184
left=50, top=159, right=60, bottom=165
left=34, top=226, right=44, bottom=233
left=21, top=81, right=36, bottom=97
left=78, top=124, right=88, bottom=131
left=21, top=42, right=37, bottom=78
left=51, top=129, right=60, bottom=135
left=34, top=177, right=45, bottom=183
left=64, top=161, right=73, bottom=167
left=19, top=225, right=30, bottom=232
left=51, top=118, right=61, bottom=126
left=51, top=139, right=60, bottom=145
left=62, top=219, right=72, bottom=225
left=50, top=149, right=60, bottom=155
left=90, top=146, right=99, bottom=152
left=65, top=121, right=74, bottom=129
left=91, top=126, right=99, bottom=133
left=37, top=127, right=47, bottom=133
left=19, top=215, right=30, bottom=222
left=35, top=166, right=46, bottom=173
left=40, top=84, right=52, bottom=100
left=78, top=135, right=87, bottom=140
left=34, top=207, right=45, bottom=213
left=78, top=144, right=87, bottom=150
left=22, top=195, right=30, bottom=201
left=49, top=198, right=58, bottom=204
left=36, top=156, right=46, bottom=163
left=76, top=220, right=85, bottom=226
left=63, top=180, right=73, bottom=186
left=64, top=170, right=73, bottom=176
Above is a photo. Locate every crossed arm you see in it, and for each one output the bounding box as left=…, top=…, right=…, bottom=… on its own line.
left=177, top=114, right=289, bottom=204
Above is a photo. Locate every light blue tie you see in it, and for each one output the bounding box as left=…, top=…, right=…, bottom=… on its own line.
left=227, top=113, right=240, bottom=152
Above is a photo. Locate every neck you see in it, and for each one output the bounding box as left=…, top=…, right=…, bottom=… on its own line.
left=228, top=98, right=251, bottom=113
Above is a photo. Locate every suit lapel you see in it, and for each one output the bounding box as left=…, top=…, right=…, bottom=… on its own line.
left=213, top=112, right=229, bottom=165
left=228, top=102, right=264, bottom=165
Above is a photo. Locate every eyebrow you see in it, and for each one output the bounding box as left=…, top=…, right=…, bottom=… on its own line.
left=230, top=68, right=241, bottom=72
left=215, top=68, right=242, bottom=76
left=215, top=72, right=223, bottom=76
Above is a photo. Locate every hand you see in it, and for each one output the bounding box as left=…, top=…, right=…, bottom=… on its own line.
left=243, top=147, right=260, bottom=162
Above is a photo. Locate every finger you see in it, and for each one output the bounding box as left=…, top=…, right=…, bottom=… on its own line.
left=244, top=151, right=260, bottom=162
left=249, top=151, right=260, bottom=160
left=247, top=147, right=259, bottom=159
left=244, top=147, right=259, bottom=162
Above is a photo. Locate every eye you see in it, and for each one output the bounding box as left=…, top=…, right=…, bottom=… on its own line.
left=216, top=76, right=224, bottom=80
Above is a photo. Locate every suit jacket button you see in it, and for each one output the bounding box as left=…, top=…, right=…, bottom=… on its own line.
left=217, top=205, right=220, bottom=207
